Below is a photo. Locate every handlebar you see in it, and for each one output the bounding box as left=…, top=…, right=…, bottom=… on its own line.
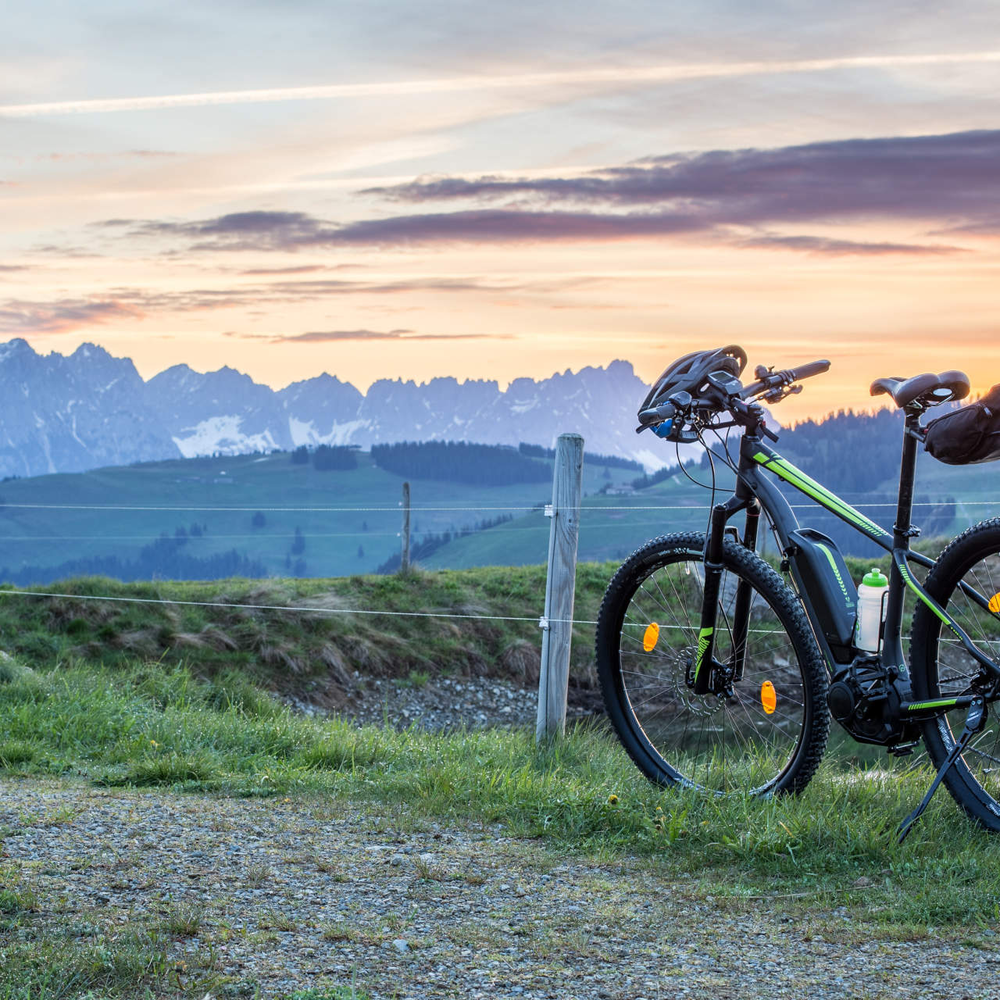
left=636, top=356, right=831, bottom=437
left=636, top=401, right=676, bottom=428
left=740, top=358, right=830, bottom=399
left=790, top=359, right=832, bottom=381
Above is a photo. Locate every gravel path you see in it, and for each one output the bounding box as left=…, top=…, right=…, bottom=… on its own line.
left=2, top=779, right=999, bottom=999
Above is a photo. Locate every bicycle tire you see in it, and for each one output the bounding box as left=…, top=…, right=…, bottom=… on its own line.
left=595, top=532, right=830, bottom=795
left=910, top=518, right=1000, bottom=830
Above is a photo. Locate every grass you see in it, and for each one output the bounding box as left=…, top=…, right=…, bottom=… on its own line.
left=0, top=651, right=998, bottom=926
left=0, top=565, right=613, bottom=702
left=0, top=560, right=997, bottom=997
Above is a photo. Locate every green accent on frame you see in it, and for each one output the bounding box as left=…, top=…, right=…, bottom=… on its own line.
left=907, top=698, right=961, bottom=712
left=816, top=542, right=856, bottom=610
left=752, top=451, right=890, bottom=538
left=896, top=561, right=952, bottom=626
left=694, top=626, right=713, bottom=682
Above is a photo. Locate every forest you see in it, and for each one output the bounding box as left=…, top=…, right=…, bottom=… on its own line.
left=371, top=441, right=551, bottom=485
left=0, top=533, right=266, bottom=586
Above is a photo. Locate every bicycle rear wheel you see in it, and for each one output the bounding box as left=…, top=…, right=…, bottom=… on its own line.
left=595, top=532, right=829, bottom=795
left=911, top=518, right=1000, bottom=830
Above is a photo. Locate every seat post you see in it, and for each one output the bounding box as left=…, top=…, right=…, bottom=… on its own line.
left=880, top=408, right=924, bottom=676
left=893, top=409, right=922, bottom=548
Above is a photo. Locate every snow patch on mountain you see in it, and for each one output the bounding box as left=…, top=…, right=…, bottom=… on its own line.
left=287, top=416, right=369, bottom=447
left=173, top=416, right=278, bottom=458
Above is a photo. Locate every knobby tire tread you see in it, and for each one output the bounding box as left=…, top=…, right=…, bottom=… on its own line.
left=595, top=532, right=830, bottom=796
left=911, top=517, right=1000, bottom=831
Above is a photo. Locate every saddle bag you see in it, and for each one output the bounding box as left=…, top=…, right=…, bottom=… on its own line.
left=924, top=385, right=1000, bottom=465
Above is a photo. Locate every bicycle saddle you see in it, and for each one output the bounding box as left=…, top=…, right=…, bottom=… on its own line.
left=870, top=370, right=970, bottom=409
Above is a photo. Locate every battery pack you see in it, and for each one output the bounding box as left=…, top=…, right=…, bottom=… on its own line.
left=787, top=528, right=858, bottom=663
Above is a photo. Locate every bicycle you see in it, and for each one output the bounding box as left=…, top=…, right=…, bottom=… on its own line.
left=594, top=345, right=1000, bottom=840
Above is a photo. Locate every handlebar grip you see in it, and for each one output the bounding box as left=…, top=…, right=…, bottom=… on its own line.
left=637, top=401, right=676, bottom=425
left=789, top=359, right=830, bottom=382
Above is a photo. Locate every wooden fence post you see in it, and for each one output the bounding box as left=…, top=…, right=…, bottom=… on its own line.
left=536, top=433, right=584, bottom=742
left=400, top=481, right=411, bottom=573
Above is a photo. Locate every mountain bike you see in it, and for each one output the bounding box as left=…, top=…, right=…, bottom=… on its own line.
left=595, top=345, right=1000, bottom=839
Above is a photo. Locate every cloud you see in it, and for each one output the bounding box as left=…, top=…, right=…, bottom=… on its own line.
left=37, top=150, right=177, bottom=163
left=0, top=279, right=543, bottom=335
left=130, top=211, right=334, bottom=251
left=91, top=130, right=997, bottom=256
left=263, top=277, right=521, bottom=294
left=3, top=50, right=999, bottom=117
left=238, top=264, right=329, bottom=275
left=363, top=130, right=1000, bottom=228
left=0, top=299, right=144, bottom=334
left=225, top=329, right=499, bottom=343
left=116, top=208, right=704, bottom=250
left=737, top=235, right=965, bottom=255
left=0, top=265, right=29, bottom=272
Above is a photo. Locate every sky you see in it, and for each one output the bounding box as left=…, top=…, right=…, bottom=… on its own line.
left=2, top=1, right=999, bottom=422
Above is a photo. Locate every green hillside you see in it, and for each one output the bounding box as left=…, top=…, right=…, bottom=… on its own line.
left=424, top=435, right=1000, bottom=569
left=2, top=413, right=998, bottom=585
left=0, top=448, right=641, bottom=584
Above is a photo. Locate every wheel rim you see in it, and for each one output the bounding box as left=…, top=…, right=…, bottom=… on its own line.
left=616, top=553, right=809, bottom=794
left=928, top=549, right=1000, bottom=808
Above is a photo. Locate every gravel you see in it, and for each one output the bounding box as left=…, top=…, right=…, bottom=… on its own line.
left=2, top=780, right=999, bottom=999
left=286, top=673, right=596, bottom=732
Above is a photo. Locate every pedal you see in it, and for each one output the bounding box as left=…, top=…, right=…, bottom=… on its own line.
left=898, top=699, right=986, bottom=843
left=887, top=742, right=919, bottom=758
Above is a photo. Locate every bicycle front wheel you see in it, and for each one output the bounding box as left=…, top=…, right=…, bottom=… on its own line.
left=911, top=518, right=1000, bottom=831
left=595, top=532, right=829, bottom=796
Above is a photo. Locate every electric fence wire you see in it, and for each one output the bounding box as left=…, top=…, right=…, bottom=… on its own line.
left=0, top=500, right=986, bottom=512
left=0, top=450, right=988, bottom=627
left=0, top=587, right=599, bottom=627
left=0, top=586, right=779, bottom=632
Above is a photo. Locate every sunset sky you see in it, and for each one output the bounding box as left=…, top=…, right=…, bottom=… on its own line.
left=2, top=2, right=999, bottom=422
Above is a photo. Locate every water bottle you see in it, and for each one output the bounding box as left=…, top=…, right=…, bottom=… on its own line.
left=855, top=567, right=889, bottom=652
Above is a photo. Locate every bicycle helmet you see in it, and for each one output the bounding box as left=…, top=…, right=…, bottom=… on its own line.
left=638, top=344, right=748, bottom=416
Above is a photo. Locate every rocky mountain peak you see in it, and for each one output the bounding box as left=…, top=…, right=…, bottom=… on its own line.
left=0, top=340, right=660, bottom=477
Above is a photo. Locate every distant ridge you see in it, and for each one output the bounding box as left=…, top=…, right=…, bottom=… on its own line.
left=0, top=338, right=655, bottom=478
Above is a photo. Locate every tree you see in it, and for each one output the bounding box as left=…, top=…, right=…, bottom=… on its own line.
left=251, top=511, right=266, bottom=529
left=357, top=545, right=365, bottom=559
left=291, top=526, right=306, bottom=555
left=312, top=444, right=358, bottom=471
left=291, top=446, right=309, bottom=465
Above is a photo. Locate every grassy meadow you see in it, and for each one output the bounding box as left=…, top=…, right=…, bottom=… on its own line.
left=3, top=436, right=993, bottom=588
left=0, top=560, right=998, bottom=996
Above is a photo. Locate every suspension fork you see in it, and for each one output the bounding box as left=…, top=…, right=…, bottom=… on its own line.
left=693, top=495, right=749, bottom=695
left=730, top=501, right=760, bottom=683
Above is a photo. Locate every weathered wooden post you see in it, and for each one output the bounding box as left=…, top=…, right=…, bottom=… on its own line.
left=400, top=481, right=411, bottom=573
left=536, top=433, right=584, bottom=742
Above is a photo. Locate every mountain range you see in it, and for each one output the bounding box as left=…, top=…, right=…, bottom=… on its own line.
left=0, top=338, right=662, bottom=478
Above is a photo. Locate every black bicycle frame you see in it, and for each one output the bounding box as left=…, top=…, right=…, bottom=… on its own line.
left=692, top=412, right=1000, bottom=716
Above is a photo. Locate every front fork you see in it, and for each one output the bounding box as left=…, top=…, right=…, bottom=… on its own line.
left=692, top=496, right=756, bottom=695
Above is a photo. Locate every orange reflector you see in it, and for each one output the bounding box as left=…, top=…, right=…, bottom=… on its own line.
left=642, top=623, right=660, bottom=652
left=761, top=681, right=777, bottom=715
left=989, top=593, right=1000, bottom=614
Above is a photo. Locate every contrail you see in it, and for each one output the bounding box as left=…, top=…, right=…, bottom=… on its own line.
left=2, top=51, right=999, bottom=117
